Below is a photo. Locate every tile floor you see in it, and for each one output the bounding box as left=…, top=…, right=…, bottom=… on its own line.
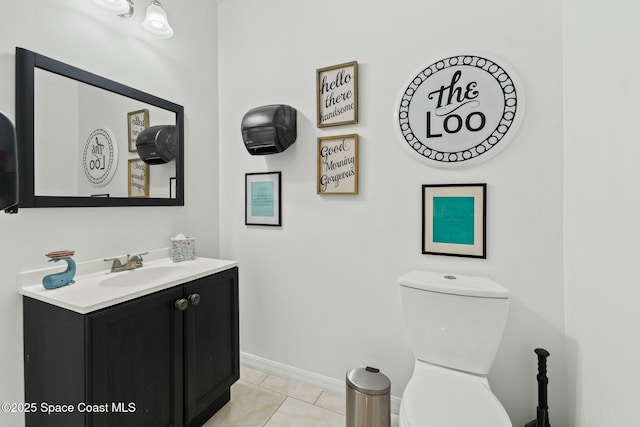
left=203, top=365, right=399, bottom=427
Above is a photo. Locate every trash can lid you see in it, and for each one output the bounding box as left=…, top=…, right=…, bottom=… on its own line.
left=346, top=366, right=391, bottom=395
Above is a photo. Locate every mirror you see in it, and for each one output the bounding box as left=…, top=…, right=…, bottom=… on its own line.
left=15, top=47, right=184, bottom=207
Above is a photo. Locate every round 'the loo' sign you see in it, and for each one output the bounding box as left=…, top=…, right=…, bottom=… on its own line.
left=395, top=54, right=524, bottom=168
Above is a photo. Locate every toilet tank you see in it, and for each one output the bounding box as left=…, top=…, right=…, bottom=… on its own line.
left=399, top=271, right=509, bottom=376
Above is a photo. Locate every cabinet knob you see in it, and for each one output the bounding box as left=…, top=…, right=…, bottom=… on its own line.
left=188, top=293, right=201, bottom=306
left=175, top=298, right=189, bottom=311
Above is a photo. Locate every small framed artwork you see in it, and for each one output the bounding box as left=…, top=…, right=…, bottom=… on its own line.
left=245, top=172, right=281, bottom=226
left=317, top=134, right=358, bottom=195
left=127, top=109, right=149, bottom=152
left=422, top=184, right=486, bottom=258
left=128, top=158, right=149, bottom=198
left=316, top=61, right=358, bottom=128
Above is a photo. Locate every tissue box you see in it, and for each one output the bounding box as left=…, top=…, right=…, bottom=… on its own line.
left=171, top=236, right=195, bottom=262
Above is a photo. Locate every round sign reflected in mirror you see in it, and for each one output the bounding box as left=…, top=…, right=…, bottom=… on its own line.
left=82, top=128, right=119, bottom=186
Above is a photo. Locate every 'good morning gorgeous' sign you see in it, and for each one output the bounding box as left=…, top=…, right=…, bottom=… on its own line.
left=395, top=54, right=524, bottom=168
left=317, top=134, right=358, bottom=194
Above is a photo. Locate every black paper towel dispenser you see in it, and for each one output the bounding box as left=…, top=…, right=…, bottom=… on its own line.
left=136, top=125, right=177, bottom=164
left=0, top=112, right=18, bottom=213
left=241, top=105, right=297, bottom=155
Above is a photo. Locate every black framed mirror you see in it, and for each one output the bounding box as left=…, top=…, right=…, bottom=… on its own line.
left=15, top=47, right=184, bottom=208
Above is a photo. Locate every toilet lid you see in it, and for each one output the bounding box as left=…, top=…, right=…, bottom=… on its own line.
left=399, top=270, right=509, bottom=299
left=402, top=368, right=512, bottom=427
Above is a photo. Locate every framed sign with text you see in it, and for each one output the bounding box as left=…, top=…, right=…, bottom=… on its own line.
left=128, top=158, right=149, bottom=198
left=317, top=134, right=358, bottom=195
left=396, top=54, right=524, bottom=168
left=127, top=109, right=149, bottom=152
left=422, top=183, right=486, bottom=258
left=245, top=172, right=281, bottom=226
left=316, top=61, right=358, bottom=127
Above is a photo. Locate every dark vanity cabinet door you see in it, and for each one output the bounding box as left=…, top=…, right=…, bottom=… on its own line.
left=89, top=286, right=184, bottom=427
left=183, top=268, right=239, bottom=426
left=23, top=267, right=239, bottom=427
left=23, top=297, right=87, bottom=427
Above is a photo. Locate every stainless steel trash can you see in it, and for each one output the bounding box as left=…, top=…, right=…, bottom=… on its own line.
left=346, top=366, right=391, bottom=427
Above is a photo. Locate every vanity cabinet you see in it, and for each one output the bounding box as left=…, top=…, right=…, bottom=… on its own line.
left=23, top=267, right=239, bottom=427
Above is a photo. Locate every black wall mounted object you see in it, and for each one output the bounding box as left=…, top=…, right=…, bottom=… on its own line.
left=241, top=104, right=297, bottom=155
left=0, top=111, right=18, bottom=213
left=15, top=47, right=185, bottom=208
left=136, top=125, right=177, bottom=164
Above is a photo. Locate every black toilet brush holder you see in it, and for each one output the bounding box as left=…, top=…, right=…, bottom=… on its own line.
left=525, top=348, right=551, bottom=427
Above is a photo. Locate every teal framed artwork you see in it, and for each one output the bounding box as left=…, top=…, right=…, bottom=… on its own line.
left=245, top=172, right=281, bottom=226
left=422, top=183, right=486, bottom=258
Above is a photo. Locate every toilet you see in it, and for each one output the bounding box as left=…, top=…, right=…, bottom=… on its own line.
left=398, top=271, right=512, bottom=427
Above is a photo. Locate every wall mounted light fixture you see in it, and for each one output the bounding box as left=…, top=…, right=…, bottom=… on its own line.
left=118, top=0, right=135, bottom=18
left=94, top=0, right=173, bottom=38
left=142, top=1, right=174, bottom=38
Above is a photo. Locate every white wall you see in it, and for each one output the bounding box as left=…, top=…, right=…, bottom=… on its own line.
left=564, top=1, right=640, bottom=425
left=217, top=0, right=566, bottom=426
left=34, top=70, right=78, bottom=195
left=0, top=1, right=218, bottom=426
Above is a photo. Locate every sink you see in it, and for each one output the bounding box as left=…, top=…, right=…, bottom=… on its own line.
left=19, top=250, right=237, bottom=314
left=99, top=265, right=190, bottom=288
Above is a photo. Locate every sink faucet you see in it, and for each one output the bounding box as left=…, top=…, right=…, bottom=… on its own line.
left=104, top=252, right=149, bottom=273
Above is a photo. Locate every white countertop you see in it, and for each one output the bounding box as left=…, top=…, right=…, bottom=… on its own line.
left=18, top=248, right=237, bottom=314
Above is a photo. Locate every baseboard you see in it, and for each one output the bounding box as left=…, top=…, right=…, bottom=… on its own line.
left=240, top=352, right=401, bottom=415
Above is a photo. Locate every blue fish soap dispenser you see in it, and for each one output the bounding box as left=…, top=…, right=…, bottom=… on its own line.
left=42, top=250, right=76, bottom=290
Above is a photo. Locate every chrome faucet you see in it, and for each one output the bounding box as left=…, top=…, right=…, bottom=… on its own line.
left=104, top=252, right=149, bottom=273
